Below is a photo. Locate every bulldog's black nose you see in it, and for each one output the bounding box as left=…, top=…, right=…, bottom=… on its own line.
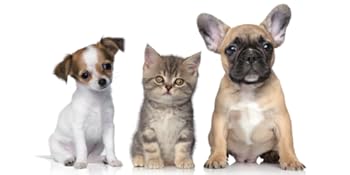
left=246, top=55, right=258, bottom=64
left=242, top=48, right=261, bottom=64
left=98, top=79, right=107, bottom=86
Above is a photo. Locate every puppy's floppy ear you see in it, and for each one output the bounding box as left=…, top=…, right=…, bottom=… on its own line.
left=54, top=54, right=72, bottom=82
left=183, top=52, right=201, bottom=75
left=144, top=44, right=161, bottom=69
left=197, top=13, right=230, bottom=53
left=99, top=37, right=125, bottom=56
left=261, top=4, right=291, bottom=47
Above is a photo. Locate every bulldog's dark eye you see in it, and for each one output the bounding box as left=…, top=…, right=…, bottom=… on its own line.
left=225, top=45, right=237, bottom=56
left=263, top=43, right=272, bottom=51
left=102, top=63, right=112, bottom=70
left=81, top=71, right=90, bottom=80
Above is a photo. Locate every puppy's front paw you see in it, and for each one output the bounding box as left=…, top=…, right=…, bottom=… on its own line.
left=145, top=158, right=164, bottom=169
left=103, top=157, right=123, bottom=167
left=63, top=158, right=76, bottom=166
left=204, top=154, right=227, bottom=169
left=175, top=158, right=194, bottom=169
left=108, top=160, right=123, bottom=167
left=280, top=159, right=305, bottom=171
left=132, top=155, right=145, bottom=167
left=74, top=162, right=87, bottom=169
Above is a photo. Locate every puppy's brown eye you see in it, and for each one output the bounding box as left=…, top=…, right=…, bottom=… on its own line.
left=102, top=63, right=112, bottom=70
left=174, top=78, right=184, bottom=86
left=155, top=76, right=164, bottom=84
left=225, top=45, right=237, bottom=56
left=263, top=43, right=272, bottom=51
left=81, top=71, right=90, bottom=80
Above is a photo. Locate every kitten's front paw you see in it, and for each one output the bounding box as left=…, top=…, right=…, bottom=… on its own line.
left=145, top=158, right=164, bottom=169
left=103, top=157, right=123, bottom=167
left=74, top=162, right=87, bottom=169
left=280, top=158, right=305, bottom=171
left=132, top=155, right=145, bottom=167
left=175, top=158, right=194, bottom=169
left=204, top=154, right=227, bottom=169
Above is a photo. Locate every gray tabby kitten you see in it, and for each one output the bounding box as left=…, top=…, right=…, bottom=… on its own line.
left=131, top=45, right=200, bottom=169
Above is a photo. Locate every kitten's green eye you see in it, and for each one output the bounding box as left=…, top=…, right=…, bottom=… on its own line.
left=174, top=78, right=184, bottom=86
left=155, top=76, right=164, bottom=84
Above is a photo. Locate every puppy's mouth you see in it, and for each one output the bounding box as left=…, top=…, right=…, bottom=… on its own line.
left=93, top=83, right=111, bottom=91
left=244, top=73, right=259, bottom=82
left=230, top=67, right=271, bottom=84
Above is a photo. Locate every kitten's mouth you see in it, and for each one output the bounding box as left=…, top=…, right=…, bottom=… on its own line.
left=163, top=92, right=172, bottom=96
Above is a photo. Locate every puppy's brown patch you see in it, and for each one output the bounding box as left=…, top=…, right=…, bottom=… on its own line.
left=70, top=48, right=90, bottom=84
left=95, top=49, right=113, bottom=79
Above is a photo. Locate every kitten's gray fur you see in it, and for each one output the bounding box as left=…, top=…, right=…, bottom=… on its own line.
left=131, top=45, right=200, bottom=169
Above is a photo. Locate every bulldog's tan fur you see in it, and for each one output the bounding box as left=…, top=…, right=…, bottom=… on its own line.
left=197, top=4, right=305, bottom=170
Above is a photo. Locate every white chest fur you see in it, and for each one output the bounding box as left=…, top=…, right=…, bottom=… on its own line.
left=151, top=110, right=185, bottom=143
left=230, top=88, right=264, bottom=145
left=150, top=109, right=185, bottom=160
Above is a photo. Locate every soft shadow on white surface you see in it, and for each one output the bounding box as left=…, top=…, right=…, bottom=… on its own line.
left=204, top=163, right=306, bottom=175
left=50, top=161, right=121, bottom=175
left=49, top=159, right=306, bottom=175
left=132, top=167, right=195, bottom=175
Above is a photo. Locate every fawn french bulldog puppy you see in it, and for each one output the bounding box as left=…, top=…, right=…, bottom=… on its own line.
left=197, top=4, right=305, bottom=170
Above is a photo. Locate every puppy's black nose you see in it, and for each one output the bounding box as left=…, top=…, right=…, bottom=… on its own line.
left=98, top=79, right=107, bottom=87
left=247, top=56, right=258, bottom=64
left=242, top=48, right=261, bottom=64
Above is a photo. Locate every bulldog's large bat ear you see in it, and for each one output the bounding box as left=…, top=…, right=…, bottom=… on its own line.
left=197, top=13, right=230, bottom=53
left=261, top=4, right=291, bottom=47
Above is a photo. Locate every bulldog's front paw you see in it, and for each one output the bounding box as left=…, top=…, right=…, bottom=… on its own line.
left=175, top=158, right=194, bottom=169
left=204, top=154, right=227, bottom=169
left=145, top=158, right=164, bottom=169
left=280, top=158, right=305, bottom=171
left=74, top=162, right=87, bottom=169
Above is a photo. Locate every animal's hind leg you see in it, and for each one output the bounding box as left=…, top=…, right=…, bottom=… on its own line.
left=49, top=135, right=75, bottom=166
left=88, top=142, right=105, bottom=162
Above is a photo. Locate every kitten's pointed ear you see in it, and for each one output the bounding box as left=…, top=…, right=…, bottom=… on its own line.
left=197, top=13, right=230, bottom=53
left=261, top=4, right=291, bottom=47
left=184, top=52, right=201, bottom=74
left=54, top=54, right=73, bottom=82
left=99, top=37, right=124, bottom=56
left=144, top=44, right=161, bottom=69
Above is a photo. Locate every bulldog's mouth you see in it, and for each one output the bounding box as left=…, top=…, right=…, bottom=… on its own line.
left=244, top=74, right=259, bottom=82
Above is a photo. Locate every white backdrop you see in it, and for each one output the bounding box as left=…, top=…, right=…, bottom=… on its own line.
left=0, top=0, right=349, bottom=174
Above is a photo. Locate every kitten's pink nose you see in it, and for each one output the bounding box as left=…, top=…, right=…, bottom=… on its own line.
left=165, top=84, right=172, bottom=91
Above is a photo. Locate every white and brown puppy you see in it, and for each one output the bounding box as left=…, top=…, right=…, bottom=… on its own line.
left=197, top=4, right=305, bottom=170
left=49, top=37, right=124, bottom=169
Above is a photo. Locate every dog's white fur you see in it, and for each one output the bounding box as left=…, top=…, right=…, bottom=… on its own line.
left=49, top=47, right=121, bottom=169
